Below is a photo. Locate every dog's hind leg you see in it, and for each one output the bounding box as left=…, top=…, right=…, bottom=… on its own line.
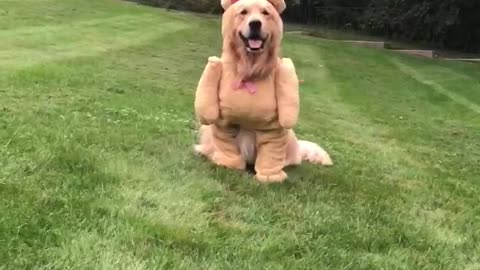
left=285, top=130, right=302, bottom=167
left=235, top=129, right=333, bottom=168
left=194, top=125, right=215, bottom=159
left=200, top=126, right=333, bottom=169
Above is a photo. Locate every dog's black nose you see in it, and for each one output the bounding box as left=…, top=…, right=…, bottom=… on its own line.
left=249, top=20, right=262, bottom=32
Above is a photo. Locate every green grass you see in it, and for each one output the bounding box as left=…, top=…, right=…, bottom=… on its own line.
left=1, top=0, right=480, bottom=269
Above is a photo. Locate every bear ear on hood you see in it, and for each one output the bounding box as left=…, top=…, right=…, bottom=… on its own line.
left=221, top=0, right=286, bottom=14
left=220, top=0, right=233, bottom=10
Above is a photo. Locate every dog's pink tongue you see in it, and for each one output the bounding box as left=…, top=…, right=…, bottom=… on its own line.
left=248, top=39, right=263, bottom=49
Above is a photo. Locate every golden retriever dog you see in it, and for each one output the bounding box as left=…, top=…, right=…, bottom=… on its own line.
left=195, top=0, right=332, bottom=176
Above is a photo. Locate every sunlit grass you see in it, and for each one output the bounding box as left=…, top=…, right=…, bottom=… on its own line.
left=1, top=0, right=479, bottom=269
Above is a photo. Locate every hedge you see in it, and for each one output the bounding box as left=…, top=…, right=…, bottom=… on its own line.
left=133, top=0, right=480, bottom=52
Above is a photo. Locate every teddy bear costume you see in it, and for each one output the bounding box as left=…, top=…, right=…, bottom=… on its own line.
left=195, top=0, right=301, bottom=182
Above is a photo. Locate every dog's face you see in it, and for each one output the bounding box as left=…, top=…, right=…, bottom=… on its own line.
left=223, top=0, right=284, bottom=55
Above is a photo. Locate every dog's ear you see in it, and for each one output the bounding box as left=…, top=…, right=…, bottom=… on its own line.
left=268, top=0, right=286, bottom=14
left=221, top=0, right=286, bottom=13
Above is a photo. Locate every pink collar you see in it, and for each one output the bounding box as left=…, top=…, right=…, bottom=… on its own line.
left=233, top=80, right=257, bottom=94
left=231, top=0, right=240, bottom=3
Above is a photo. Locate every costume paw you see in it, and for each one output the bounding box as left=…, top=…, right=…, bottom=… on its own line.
left=212, top=151, right=246, bottom=171
left=255, top=171, right=288, bottom=183
left=298, top=140, right=333, bottom=166
left=279, top=119, right=296, bottom=130
left=208, top=56, right=222, bottom=64
left=198, top=110, right=219, bottom=125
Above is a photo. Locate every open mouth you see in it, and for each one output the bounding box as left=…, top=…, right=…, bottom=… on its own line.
left=239, top=32, right=267, bottom=53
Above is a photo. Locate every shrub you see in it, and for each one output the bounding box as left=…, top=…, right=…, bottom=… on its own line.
left=132, top=0, right=480, bottom=52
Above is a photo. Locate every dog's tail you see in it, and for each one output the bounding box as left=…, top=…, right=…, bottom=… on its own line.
left=297, top=140, right=333, bottom=166
left=236, top=129, right=333, bottom=166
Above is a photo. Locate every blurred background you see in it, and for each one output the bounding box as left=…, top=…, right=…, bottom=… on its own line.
left=132, top=0, right=480, bottom=54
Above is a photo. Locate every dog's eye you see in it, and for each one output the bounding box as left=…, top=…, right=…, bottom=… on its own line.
left=240, top=9, right=248, bottom=15
left=262, top=10, right=270, bottom=16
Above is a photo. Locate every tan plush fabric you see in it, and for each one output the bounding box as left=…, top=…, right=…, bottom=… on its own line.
left=194, top=0, right=332, bottom=183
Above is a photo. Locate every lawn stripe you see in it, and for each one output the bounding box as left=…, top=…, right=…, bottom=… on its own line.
left=285, top=41, right=431, bottom=194
left=2, top=0, right=480, bottom=268
left=392, top=59, right=480, bottom=114
left=0, top=14, right=158, bottom=38
left=0, top=21, right=191, bottom=68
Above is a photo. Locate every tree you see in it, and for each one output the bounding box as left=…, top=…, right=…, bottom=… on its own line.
left=133, top=0, right=480, bottom=52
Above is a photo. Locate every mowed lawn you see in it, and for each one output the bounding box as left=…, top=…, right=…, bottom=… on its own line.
left=1, top=0, right=480, bottom=269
